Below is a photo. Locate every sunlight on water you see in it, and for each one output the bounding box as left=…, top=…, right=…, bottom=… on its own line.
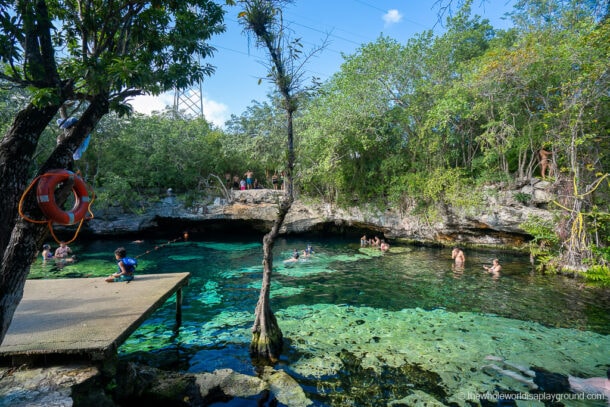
left=31, top=236, right=610, bottom=406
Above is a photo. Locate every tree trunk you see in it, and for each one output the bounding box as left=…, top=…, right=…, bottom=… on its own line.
left=0, top=94, right=108, bottom=344
left=249, top=198, right=291, bottom=363
left=250, top=109, right=295, bottom=363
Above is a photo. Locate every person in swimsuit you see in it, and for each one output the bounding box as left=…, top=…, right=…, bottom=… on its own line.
left=41, top=244, right=54, bottom=264
left=54, top=241, right=76, bottom=264
left=539, top=148, right=552, bottom=179
left=54, top=241, right=72, bottom=259
left=451, top=247, right=465, bottom=266
left=483, top=356, right=610, bottom=404
left=272, top=173, right=279, bottom=190
left=244, top=170, right=254, bottom=189
left=484, top=258, right=502, bottom=275
left=284, top=248, right=300, bottom=263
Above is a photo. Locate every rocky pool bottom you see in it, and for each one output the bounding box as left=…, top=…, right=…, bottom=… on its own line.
left=3, top=303, right=606, bottom=407
left=12, top=236, right=610, bottom=406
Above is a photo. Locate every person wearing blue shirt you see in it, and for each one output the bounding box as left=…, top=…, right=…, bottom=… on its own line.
left=106, top=247, right=137, bottom=282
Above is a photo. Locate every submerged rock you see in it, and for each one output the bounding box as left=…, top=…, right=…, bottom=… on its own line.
left=196, top=368, right=266, bottom=399
left=0, top=363, right=313, bottom=407
left=0, top=364, right=105, bottom=407
left=276, top=304, right=610, bottom=406
left=261, top=366, right=312, bottom=407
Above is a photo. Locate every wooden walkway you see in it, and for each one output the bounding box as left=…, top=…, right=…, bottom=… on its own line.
left=0, top=273, right=189, bottom=365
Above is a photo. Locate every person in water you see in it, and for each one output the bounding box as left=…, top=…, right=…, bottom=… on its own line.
left=54, top=241, right=73, bottom=259
left=41, top=244, right=54, bottom=264
left=54, top=241, right=76, bottom=264
left=451, top=247, right=465, bottom=266
left=380, top=240, right=390, bottom=252
left=483, top=356, right=610, bottom=403
left=285, top=248, right=300, bottom=263
left=106, top=247, right=137, bottom=282
left=484, top=258, right=502, bottom=274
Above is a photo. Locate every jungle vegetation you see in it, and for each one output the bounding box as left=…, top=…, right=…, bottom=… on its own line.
left=2, top=0, right=609, bottom=286
left=0, top=0, right=224, bottom=345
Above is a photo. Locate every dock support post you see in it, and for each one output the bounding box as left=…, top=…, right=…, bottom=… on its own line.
left=176, top=288, right=183, bottom=327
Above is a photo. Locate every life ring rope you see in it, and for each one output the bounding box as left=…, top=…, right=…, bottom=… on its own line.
left=18, top=170, right=95, bottom=245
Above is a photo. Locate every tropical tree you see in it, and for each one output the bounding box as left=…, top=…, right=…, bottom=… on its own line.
left=548, top=17, right=610, bottom=269
left=236, top=0, right=323, bottom=362
left=298, top=36, right=412, bottom=204
left=0, top=0, right=224, bottom=344
left=496, top=0, right=610, bottom=270
left=297, top=2, right=496, bottom=207
left=224, top=98, right=287, bottom=183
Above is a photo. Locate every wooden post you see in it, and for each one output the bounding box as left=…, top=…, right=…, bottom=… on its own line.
left=175, top=288, right=183, bottom=327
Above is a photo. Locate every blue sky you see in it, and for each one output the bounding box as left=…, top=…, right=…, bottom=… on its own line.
left=129, top=0, right=516, bottom=127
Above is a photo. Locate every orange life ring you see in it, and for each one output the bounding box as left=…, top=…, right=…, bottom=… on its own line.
left=36, top=169, right=90, bottom=225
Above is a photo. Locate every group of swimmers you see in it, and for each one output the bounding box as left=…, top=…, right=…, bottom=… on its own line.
left=452, top=247, right=502, bottom=276
left=360, top=235, right=390, bottom=252
left=285, top=244, right=314, bottom=262
left=41, top=241, right=77, bottom=266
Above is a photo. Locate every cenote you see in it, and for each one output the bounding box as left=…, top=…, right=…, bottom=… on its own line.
left=30, top=234, right=610, bottom=406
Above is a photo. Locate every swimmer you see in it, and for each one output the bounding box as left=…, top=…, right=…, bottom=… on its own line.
left=483, top=258, right=502, bottom=274
left=54, top=241, right=76, bottom=263
left=41, top=244, right=54, bottom=263
left=483, top=356, right=610, bottom=401
left=284, top=248, right=300, bottom=263
left=380, top=240, right=390, bottom=252
left=451, top=247, right=465, bottom=266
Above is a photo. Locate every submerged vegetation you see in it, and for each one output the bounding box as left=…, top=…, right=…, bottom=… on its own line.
left=2, top=0, right=609, bottom=282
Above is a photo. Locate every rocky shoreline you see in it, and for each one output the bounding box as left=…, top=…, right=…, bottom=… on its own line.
left=0, top=360, right=313, bottom=406
left=83, top=178, right=555, bottom=249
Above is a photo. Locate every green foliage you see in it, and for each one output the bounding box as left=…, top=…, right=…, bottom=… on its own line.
left=94, top=173, right=140, bottom=211
left=513, top=192, right=531, bottom=205
left=224, top=99, right=286, bottom=178
left=1, top=1, right=225, bottom=112
left=579, top=265, right=610, bottom=287
left=520, top=215, right=561, bottom=271
left=73, top=112, right=231, bottom=210
left=520, top=216, right=560, bottom=247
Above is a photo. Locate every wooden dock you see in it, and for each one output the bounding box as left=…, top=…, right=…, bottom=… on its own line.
left=0, top=272, right=189, bottom=365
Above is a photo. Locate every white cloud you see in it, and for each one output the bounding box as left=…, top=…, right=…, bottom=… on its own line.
left=382, top=9, right=403, bottom=26
left=128, top=92, right=173, bottom=115
left=202, top=98, right=230, bottom=128
left=128, top=91, right=230, bottom=128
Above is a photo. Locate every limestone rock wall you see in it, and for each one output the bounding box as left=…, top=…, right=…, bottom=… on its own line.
left=83, top=179, right=555, bottom=248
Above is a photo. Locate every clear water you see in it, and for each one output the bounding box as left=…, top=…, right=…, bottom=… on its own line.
left=30, top=235, right=610, bottom=406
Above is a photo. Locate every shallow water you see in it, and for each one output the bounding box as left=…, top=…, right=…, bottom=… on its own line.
left=30, top=235, right=610, bottom=406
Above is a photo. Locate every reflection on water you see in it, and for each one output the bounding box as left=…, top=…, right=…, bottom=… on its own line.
left=29, top=236, right=610, bottom=406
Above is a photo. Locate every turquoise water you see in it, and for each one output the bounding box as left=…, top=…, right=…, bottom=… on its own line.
left=31, top=235, right=610, bottom=406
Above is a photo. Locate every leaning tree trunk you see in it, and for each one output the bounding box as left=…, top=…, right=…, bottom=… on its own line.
left=250, top=195, right=292, bottom=362
left=0, top=102, right=62, bottom=343
left=250, top=108, right=296, bottom=363
left=0, top=94, right=108, bottom=344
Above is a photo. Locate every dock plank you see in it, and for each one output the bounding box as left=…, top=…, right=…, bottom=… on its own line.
left=0, top=273, right=189, bottom=363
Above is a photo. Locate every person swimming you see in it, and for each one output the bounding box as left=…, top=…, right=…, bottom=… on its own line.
left=284, top=248, right=300, bottom=263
